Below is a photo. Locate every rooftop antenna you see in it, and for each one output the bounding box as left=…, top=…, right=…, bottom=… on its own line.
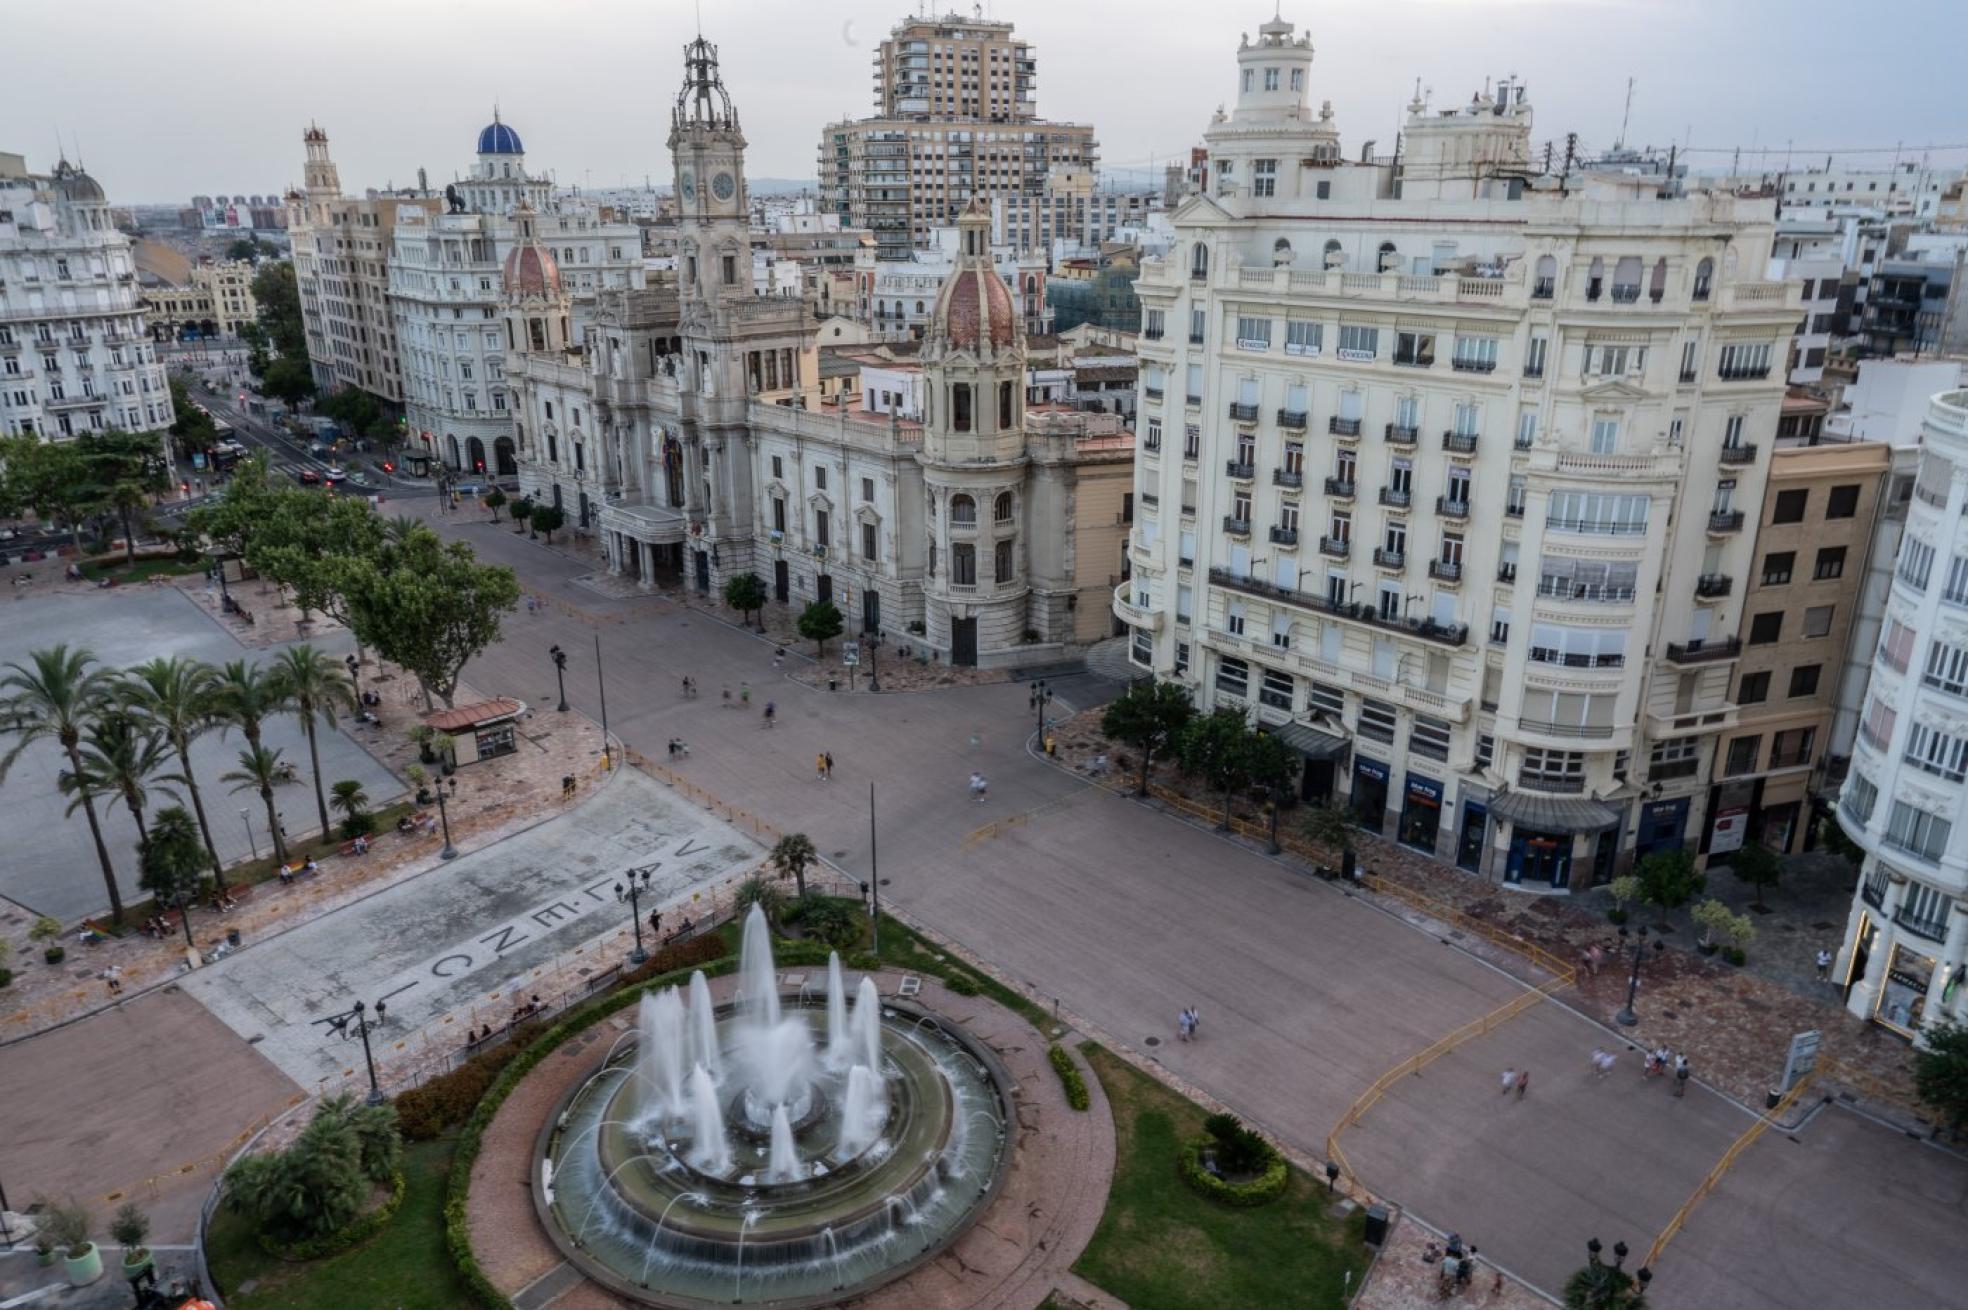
left=1615, top=76, right=1635, bottom=152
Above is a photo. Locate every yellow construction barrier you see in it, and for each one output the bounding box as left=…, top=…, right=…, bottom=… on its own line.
left=1642, top=1072, right=1817, bottom=1270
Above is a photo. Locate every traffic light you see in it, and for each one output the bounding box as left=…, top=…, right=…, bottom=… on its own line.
left=382, top=461, right=395, bottom=473
left=180, top=481, right=190, bottom=494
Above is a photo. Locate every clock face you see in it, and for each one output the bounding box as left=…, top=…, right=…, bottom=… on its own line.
left=679, top=171, right=695, bottom=202
left=712, top=171, right=736, bottom=202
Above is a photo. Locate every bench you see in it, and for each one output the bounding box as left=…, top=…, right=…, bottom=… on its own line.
left=276, top=861, right=321, bottom=885
left=338, top=836, right=373, bottom=858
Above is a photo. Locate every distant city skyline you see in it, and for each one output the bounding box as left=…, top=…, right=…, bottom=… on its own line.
left=15, top=0, right=1968, bottom=203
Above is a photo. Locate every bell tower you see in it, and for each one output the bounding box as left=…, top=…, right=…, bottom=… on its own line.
left=302, top=124, right=340, bottom=199
left=668, top=36, right=750, bottom=311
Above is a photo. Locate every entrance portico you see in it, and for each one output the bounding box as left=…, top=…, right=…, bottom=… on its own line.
left=599, top=500, right=690, bottom=589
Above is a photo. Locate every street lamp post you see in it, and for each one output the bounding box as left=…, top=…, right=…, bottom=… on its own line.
left=550, top=643, right=569, bottom=712
left=239, top=807, right=257, bottom=861
left=1614, top=925, right=1665, bottom=1027
left=434, top=776, right=458, bottom=860
left=320, top=998, right=390, bottom=1105
left=1029, top=679, right=1054, bottom=738
left=616, top=866, right=654, bottom=964
left=866, top=630, right=883, bottom=693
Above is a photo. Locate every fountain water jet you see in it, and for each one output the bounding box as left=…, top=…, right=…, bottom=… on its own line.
left=636, top=990, right=689, bottom=1120
left=766, top=1104, right=800, bottom=1182
left=738, top=905, right=782, bottom=1028
left=851, top=975, right=883, bottom=1073
left=688, top=1065, right=731, bottom=1173
left=687, top=971, right=722, bottom=1079
left=824, top=953, right=850, bottom=1069
left=837, top=1064, right=887, bottom=1158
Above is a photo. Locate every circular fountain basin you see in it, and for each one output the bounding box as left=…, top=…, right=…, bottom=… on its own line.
left=535, top=995, right=1013, bottom=1308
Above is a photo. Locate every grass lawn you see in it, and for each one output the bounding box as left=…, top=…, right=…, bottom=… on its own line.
left=205, top=1137, right=476, bottom=1309
left=79, top=554, right=208, bottom=583
left=1074, top=1044, right=1369, bottom=1310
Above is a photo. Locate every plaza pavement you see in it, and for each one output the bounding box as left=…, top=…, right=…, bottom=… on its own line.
left=179, top=766, right=756, bottom=1087
left=419, top=509, right=1968, bottom=1306
left=0, top=585, right=400, bottom=922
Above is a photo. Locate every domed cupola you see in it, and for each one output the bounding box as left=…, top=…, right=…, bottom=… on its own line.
left=927, top=202, right=1018, bottom=355
left=477, top=110, right=524, bottom=156
left=50, top=158, right=105, bottom=204
left=501, top=203, right=562, bottom=300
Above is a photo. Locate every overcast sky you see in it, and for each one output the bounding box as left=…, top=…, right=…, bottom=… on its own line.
left=13, top=0, right=1967, bottom=203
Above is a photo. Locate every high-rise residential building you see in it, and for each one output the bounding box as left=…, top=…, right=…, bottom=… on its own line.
left=0, top=152, right=174, bottom=442
left=818, top=11, right=1097, bottom=260
left=1120, top=13, right=1801, bottom=886
left=388, top=115, right=644, bottom=474
left=286, top=126, right=440, bottom=403
left=1835, top=387, right=1968, bottom=1040
left=509, top=36, right=1130, bottom=661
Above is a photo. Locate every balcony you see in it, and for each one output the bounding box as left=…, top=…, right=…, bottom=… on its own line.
left=1442, top=431, right=1479, bottom=455
left=1505, top=502, right=1525, bottom=519
left=1679, top=370, right=1699, bottom=384
left=1519, top=771, right=1589, bottom=794
left=1222, top=515, right=1251, bottom=537
left=1587, top=280, right=1604, bottom=302
left=1329, top=416, right=1362, bottom=437
left=1323, top=476, right=1354, bottom=497
left=1269, top=526, right=1299, bottom=547
left=1230, top=401, right=1260, bottom=423
left=1718, top=443, right=1758, bottom=466
left=1143, top=327, right=1164, bottom=341
left=1707, top=509, right=1745, bottom=534
left=1189, top=333, right=1205, bottom=345
left=1769, top=747, right=1815, bottom=770
left=1384, top=423, right=1418, bottom=446
left=1694, top=573, right=1732, bottom=598
left=1429, top=559, right=1464, bottom=582
left=1274, top=468, right=1304, bottom=489
left=1319, top=535, right=1351, bottom=558
left=1436, top=496, right=1470, bottom=519
left=1373, top=547, right=1406, bottom=569
left=1497, top=562, right=1518, bottom=583
left=1517, top=718, right=1615, bottom=740
left=1206, top=566, right=1468, bottom=648
left=1143, top=387, right=1164, bottom=401
left=1276, top=408, right=1308, bottom=430
left=1610, top=285, right=1642, bottom=304
left=1717, top=366, right=1771, bottom=381
left=1225, top=459, right=1255, bottom=479
left=1452, top=358, right=1498, bottom=374
left=1894, top=906, right=1949, bottom=944
left=1378, top=487, right=1411, bottom=509
left=1533, top=278, right=1555, bottom=299
left=1112, top=582, right=1164, bottom=633
left=1665, top=637, right=1742, bottom=665
left=1528, top=648, right=1625, bottom=670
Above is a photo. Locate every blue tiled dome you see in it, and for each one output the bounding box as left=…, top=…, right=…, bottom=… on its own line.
left=477, top=119, right=524, bottom=155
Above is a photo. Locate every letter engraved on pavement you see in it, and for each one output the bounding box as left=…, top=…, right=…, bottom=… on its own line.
left=431, top=953, right=474, bottom=978
left=480, top=924, right=529, bottom=955
left=581, top=876, right=616, bottom=903
left=672, top=838, right=710, bottom=859
left=531, top=900, right=582, bottom=929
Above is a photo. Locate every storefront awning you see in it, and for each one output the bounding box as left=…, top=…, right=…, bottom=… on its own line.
left=1270, top=721, right=1349, bottom=761
left=1489, top=789, right=1621, bottom=834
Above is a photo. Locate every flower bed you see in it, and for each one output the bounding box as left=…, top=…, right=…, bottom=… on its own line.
left=1176, top=1133, right=1287, bottom=1207
left=1050, top=1043, right=1090, bottom=1111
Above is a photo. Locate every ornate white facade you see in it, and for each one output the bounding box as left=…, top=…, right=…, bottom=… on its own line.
left=506, top=38, right=1131, bottom=664
left=0, top=156, right=173, bottom=441
left=1121, top=14, right=1798, bottom=884
left=1836, top=389, right=1968, bottom=1039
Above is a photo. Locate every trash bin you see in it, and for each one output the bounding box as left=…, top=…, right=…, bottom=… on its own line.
left=1765, top=1089, right=1781, bottom=1110
left=226, top=928, right=242, bottom=948
left=1363, top=1204, right=1390, bottom=1247
left=828, top=677, right=838, bottom=691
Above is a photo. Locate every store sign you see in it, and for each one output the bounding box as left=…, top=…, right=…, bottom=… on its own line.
left=1781, top=1029, right=1820, bottom=1092
left=1710, top=808, right=1749, bottom=855
left=841, top=641, right=861, bottom=667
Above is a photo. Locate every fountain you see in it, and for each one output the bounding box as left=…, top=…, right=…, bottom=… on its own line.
left=538, top=905, right=1014, bottom=1308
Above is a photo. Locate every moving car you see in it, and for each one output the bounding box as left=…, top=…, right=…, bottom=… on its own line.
left=297, top=469, right=321, bottom=486
left=323, top=467, right=348, bottom=485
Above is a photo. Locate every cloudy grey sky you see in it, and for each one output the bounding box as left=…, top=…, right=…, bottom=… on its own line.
left=12, top=0, right=1966, bottom=202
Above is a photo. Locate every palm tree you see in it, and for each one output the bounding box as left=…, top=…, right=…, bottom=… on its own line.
left=223, top=745, right=291, bottom=866
left=210, top=659, right=293, bottom=754
left=120, top=657, right=228, bottom=887
left=0, top=645, right=125, bottom=922
left=271, top=645, right=355, bottom=843
left=62, top=709, right=180, bottom=849
left=771, top=832, right=818, bottom=899
left=109, top=481, right=150, bottom=566
left=328, top=779, right=370, bottom=837
left=139, top=805, right=207, bottom=910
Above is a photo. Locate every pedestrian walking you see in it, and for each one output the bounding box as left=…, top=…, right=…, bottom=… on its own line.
left=762, top=701, right=776, bottom=729
left=681, top=674, right=696, bottom=698
left=823, top=752, right=834, bottom=779
left=969, top=772, right=988, bottom=803
left=102, top=966, right=123, bottom=997
left=1456, top=1249, right=1476, bottom=1291
left=1186, top=1005, right=1201, bottom=1038
left=740, top=682, right=751, bottom=706
left=648, top=909, right=662, bottom=937
left=1816, top=948, right=1832, bottom=982
left=1592, top=1048, right=1616, bottom=1079
left=1671, top=1051, right=1690, bottom=1098
left=1499, top=1067, right=1517, bottom=1096
left=721, top=685, right=733, bottom=708
left=1176, top=1009, right=1192, bottom=1042
left=1513, top=1069, right=1530, bottom=1100
left=816, top=753, right=828, bottom=781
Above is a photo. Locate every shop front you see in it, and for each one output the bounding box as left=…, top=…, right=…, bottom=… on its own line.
left=1455, top=793, right=1489, bottom=873
left=1398, top=772, right=1444, bottom=855
left=1350, top=756, right=1390, bottom=835
left=1271, top=721, right=1349, bottom=805
left=1635, top=797, right=1690, bottom=859
left=1489, top=788, right=1622, bottom=892
left=1876, top=940, right=1936, bottom=1037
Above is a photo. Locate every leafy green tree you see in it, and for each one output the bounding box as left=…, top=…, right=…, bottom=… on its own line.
left=1635, top=847, right=1705, bottom=913
left=61, top=709, right=179, bottom=848
left=108, top=481, right=151, bottom=565
left=734, top=874, right=786, bottom=926
left=483, top=488, right=507, bottom=522
left=223, top=744, right=292, bottom=866
left=529, top=503, right=565, bottom=543
left=341, top=529, right=520, bottom=708
left=260, top=355, right=314, bottom=405
left=509, top=496, right=534, bottom=532
left=1728, top=841, right=1782, bottom=912
left=771, top=832, right=818, bottom=899
left=1301, top=800, right=1354, bottom=859
left=1244, top=730, right=1298, bottom=854
left=1912, top=1021, right=1968, bottom=1139
left=250, top=260, right=308, bottom=362
left=329, top=780, right=373, bottom=839
left=0, top=646, right=126, bottom=921
left=1177, top=709, right=1257, bottom=831
left=723, top=572, right=767, bottom=630
left=797, top=599, right=844, bottom=657
left=139, top=805, right=207, bottom=908
left=167, top=376, right=217, bottom=459
left=1563, top=1248, right=1649, bottom=1309
left=1100, top=679, right=1196, bottom=796
left=0, top=435, right=90, bottom=549
left=272, top=645, right=355, bottom=843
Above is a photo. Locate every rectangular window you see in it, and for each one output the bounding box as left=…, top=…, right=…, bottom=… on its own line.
left=1236, top=316, right=1272, bottom=350
left=1718, top=341, right=1773, bottom=378
left=1906, top=723, right=1968, bottom=782
left=1337, top=325, right=1377, bottom=360
left=1789, top=664, right=1821, bottom=698
left=1761, top=551, right=1795, bottom=586
left=1826, top=484, right=1860, bottom=519
left=1738, top=670, right=1771, bottom=704
left=1260, top=667, right=1293, bottom=707
left=1252, top=158, right=1277, bottom=197
left=1357, top=698, right=1397, bottom=744
left=1410, top=714, right=1451, bottom=761
left=1772, top=488, right=1808, bottom=523
left=1285, top=320, right=1322, bottom=355
left=1590, top=418, right=1619, bottom=454
left=1814, top=547, right=1846, bottom=581
left=1394, top=330, right=1436, bottom=367
left=1521, top=748, right=1585, bottom=787
left=1144, top=419, right=1162, bottom=452
left=950, top=542, right=975, bottom=585
left=1724, top=736, right=1761, bottom=776
left=1900, top=539, right=1936, bottom=591
left=1476, top=734, right=1495, bottom=769
left=952, top=383, right=972, bottom=431
left=1803, top=605, right=1834, bottom=638
left=1844, top=772, right=1878, bottom=827
left=1215, top=655, right=1249, bottom=697
left=1748, top=612, right=1783, bottom=644
left=1525, top=336, right=1547, bottom=378
left=1944, top=555, right=1968, bottom=607
left=1451, top=336, right=1497, bottom=371
left=1185, top=363, right=1203, bottom=404
left=1924, top=638, right=1968, bottom=696
left=1547, top=490, right=1650, bottom=535
left=862, top=521, right=878, bottom=560
left=1189, top=307, right=1206, bottom=343
left=1885, top=800, right=1952, bottom=863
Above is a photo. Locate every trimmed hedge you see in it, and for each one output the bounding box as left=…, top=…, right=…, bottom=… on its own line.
left=622, top=933, right=728, bottom=987
left=944, top=973, right=980, bottom=997
left=1177, top=1133, right=1288, bottom=1207
left=257, top=1170, right=406, bottom=1262
left=395, top=1021, right=549, bottom=1141
left=1049, top=1043, right=1090, bottom=1111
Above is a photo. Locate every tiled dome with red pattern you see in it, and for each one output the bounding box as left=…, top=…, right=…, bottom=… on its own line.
left=502, top=242, right=561, bottom=298
left=935, top=266, right=1016, bottom=350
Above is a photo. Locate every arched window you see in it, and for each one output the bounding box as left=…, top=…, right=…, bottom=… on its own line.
left=1534, top=254, right=1556, bottom=298
left=915, top=300, right=925, bottom=315
left=994, top=492, right=1014, bottom=523
left=1649, top=258, right=1668, bottom=302
left=1273, top=237, right=1292, bottom=266
left=1191, top=243, right=1209, bottom=279
left=950, top=494, right=977, bottom=525
left=1693, top=257, right=1714, bottom=300
left=1323, top=239, right=1344, bottom=270
left=1587, top=256, right=1605, bottom=300
left=1024, top=274, right=1037, bottom=293
left=1377, top=241, right=1398, bottom=273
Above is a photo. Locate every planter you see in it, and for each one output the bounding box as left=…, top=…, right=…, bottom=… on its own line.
left=63, top=1242, right=102, bottom=1286
left=36, top=1248, right=55, bottom=1268
left=1698, top=942, right=1719, bottom=956
left=120, top=1251, right=153, bottom=1280
left=44, top=945, right=65, bottom=965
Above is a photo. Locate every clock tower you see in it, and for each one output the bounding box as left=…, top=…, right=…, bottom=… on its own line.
left=668, top=35, right=749, bottom=310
